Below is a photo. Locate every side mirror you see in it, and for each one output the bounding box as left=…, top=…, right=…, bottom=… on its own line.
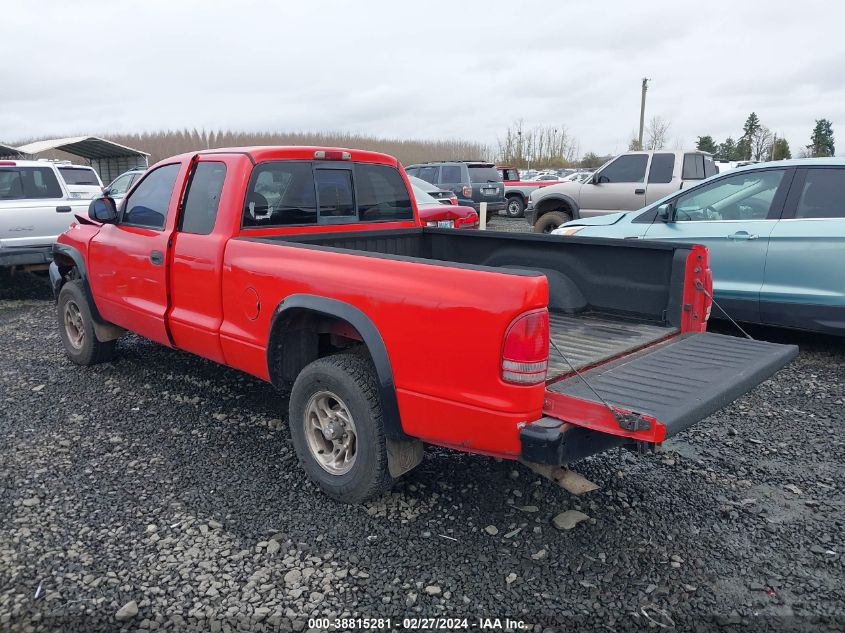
left=657, top=202, right=675, bottom=222
left=592, top=174, right=606, bottom=185
left=89, top=197, right=118, bottom=223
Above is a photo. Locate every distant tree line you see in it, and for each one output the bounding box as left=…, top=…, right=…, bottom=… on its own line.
left=696, top=113, right=835, bottom=161
left=497, top=119, right=579, bottom=168
left=12, top=129, right=493, bottom=167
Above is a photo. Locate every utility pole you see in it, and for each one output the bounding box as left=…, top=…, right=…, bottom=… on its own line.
left=637, top=77, right=650, bottom=150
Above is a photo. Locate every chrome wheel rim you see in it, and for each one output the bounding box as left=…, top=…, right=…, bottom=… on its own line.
left=507, top=200, right=521, bottom=215
left=304, top=390, right=357, bottom=475
left=64, top=300, right=85, bottom=349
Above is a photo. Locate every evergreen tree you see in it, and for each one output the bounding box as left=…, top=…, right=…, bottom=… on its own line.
left=807, top=119, right=835, bottom=157
left=771, top=138, right=791, bottom=160
left=717, top=137, right=737, bottom=160
left=696, top=135, right=717, bottom=153
left=740, top=112, right=761, bottom=160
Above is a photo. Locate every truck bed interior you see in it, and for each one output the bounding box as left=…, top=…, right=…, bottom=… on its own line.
left=246, top=228, right=690, bottom=379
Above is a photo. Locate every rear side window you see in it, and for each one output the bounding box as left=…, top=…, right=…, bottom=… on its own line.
left=682, top=154, right=706, bottom=180
left=123, top=163, right=180, bottom=229
left=356, top=163, right=413, bottom=221
left=648, top=153, right=675, bottom=184
left=599, top=155, right=648, bottom=183
left=794, top=169, right=845, bottom=219
left=501, top=168, right=519, bottom=181
left=439, top=165, right=462, bottom=183
left=58, top=167, right=100, bottom=185
left=0, top=167, right=63, bottom=199
left=703, top=155, right=718, bottom=178
left=417, top=166, right=439, bottom=184
left=180, top=162, right=227, bottom=234
left=468, top=166, right=501, bottom=183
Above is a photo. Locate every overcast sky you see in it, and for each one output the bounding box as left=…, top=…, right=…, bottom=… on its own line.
left=2, top=0, right=844, bottom=157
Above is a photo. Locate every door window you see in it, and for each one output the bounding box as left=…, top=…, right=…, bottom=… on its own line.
left=648, top=153, right=675, bottom=184
left=417, top=166, right=439, bottom=184
left=0, top=167, right=63, bottom=199
left=673, top=169, right=786, bottom=222
left=597, top=155, right=648, bottom=183
left=122, top=163, right=181, bottom=229
left=793, top=169, right=845, bottom=219
left=179, top=162, right=227, bottom=235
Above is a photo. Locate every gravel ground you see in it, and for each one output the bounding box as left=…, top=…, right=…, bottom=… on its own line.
left=1, top=231, right=844, bottom=632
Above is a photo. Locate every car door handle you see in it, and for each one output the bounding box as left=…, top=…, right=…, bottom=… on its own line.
left=56, top=206, right=72, bottom=213
left=634, top=188, right=645, bottom=195
left=150, top=250, right=164, bottom=265
left=727, top=231, right=758, bottom=241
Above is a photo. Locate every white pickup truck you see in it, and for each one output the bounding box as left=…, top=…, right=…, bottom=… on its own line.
left=0, top=160, right=91, bottom=268
left=526, top=150, right=718, bottom=232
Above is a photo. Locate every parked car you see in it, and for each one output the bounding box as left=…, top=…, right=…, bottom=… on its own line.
left=497, top=165, right=564, bottom=218
left=408, top=175, right=456, bottom=205
left=50, top=146, right=795, bottom=504
left=54, top=163, right=104, bottom=199
left=527, top=150, right=718, bottom=233
left=406, top=160, right=506, bottom=214
left=553, top=158, right=845, bottom=336
left=0, top=159, right=91, bottom=268
left=102, top=168, right=146, bottom=202
left=411, top=184, right=477, bottom=228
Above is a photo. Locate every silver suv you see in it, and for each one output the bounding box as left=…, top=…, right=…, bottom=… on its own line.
left=527, top=150, right=717, bottom=232
left=0, top=160, right=91, bottom=268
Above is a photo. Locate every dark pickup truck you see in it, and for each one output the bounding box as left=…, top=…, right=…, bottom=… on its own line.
left=50, top=146, right=797, bottom=503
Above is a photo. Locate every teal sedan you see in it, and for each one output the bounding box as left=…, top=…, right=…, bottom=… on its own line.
left=553, top=159, right=845, bottom=335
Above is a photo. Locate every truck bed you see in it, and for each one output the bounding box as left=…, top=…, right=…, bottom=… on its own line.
left=245, top=228, right=692, bottom=380
left=547, top=312, right=676, bottom=376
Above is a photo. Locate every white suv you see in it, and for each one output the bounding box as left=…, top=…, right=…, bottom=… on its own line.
left=55, top=163, right=103, bottom=199
left=0, top=160, right=92, bottom=268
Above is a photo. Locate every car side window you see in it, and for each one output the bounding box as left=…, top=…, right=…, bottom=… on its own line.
left=417, top=166, right=439, bottom=184
left=122, top=163, right=181, bottom=229
left=0, top=167, right=63, bottom=200
left=648, top=153, right=675, bottom=184
left=179, top=162, right=227, bottom=234
left=108, top=173, right=134, bottom=196
left=439, top=165, right=462, bottom=183
left=793, top=169, right=845, bottom=219
left=598, top=155, right=648, bottom=183
left=682, top=154, right=706, bottom=180
left=673, top=169, right=786, bottom=222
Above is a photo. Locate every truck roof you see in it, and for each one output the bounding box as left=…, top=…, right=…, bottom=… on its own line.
left=184, top=146, right=401, bottom=167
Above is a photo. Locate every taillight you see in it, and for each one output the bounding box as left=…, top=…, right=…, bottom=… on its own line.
left=461, top=185, right=472, bottom=198
left=502, top=309, right=549, bottom=385
left=449, top=194, right=458, bottom=205
left=0, top=161, right=16, bottom=166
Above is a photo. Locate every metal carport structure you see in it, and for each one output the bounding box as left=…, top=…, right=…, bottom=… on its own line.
left=14, top=136, right=149, bottom=183
left=0, top=143, right=25, bottom=159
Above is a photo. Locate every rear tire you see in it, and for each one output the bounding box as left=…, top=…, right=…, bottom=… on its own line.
left=289, top=354, right=393, bottom=504
left=533, top=210, right=571, bottom=234
left=505, top=196, right=525, bottom=218
left=57, top=280, right=116, bottom=365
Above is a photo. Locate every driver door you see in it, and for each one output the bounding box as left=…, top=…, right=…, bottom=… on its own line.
left=643, top=168, right=793, bottom=322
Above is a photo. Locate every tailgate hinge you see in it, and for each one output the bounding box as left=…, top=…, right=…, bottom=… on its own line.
left=614, top=411, right=652, bottom=432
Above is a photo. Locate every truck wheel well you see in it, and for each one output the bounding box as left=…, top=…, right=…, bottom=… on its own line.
left=268, top=309, right=367, bottom=388
left=505, top=192, right=524, bottom=201
left=536, top=197, right=575, bottom=218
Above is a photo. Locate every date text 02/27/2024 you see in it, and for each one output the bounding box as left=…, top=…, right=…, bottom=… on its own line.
left=307, top=617, right=527, bottom=630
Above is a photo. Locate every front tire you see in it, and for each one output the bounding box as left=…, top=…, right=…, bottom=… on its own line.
left=533, top=210, right=571, bottom=234
left=505, top=196, right=525, bottom=218
left=57, top=280, right=116, bottom=365
left=289, top=354, right=393, bottom=503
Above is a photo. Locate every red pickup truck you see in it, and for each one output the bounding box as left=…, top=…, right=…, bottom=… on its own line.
left=50, top=146, right=797, bottom=504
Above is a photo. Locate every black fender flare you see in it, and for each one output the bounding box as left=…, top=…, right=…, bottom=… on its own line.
left=535, top=194, right=581, bottom=220
left=50, top=244, right=104, bottom=322
left=268, top=294, right=406, bottom=440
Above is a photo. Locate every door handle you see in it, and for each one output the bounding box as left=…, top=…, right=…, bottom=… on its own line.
left=56, top=206, right=72, bottom=213
left=727, top=231, right=758, bottom=241
left=150, top=250, right=164, bottom=265
left=634, top=188, right=645, bottom=195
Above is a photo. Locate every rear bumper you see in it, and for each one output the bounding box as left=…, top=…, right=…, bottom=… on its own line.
left=468, top=200, right=506, bottom=213
left=0, top=246, right=53, bottom=267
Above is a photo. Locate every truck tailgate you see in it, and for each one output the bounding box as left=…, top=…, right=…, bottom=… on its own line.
left=543, top=332, right=798, bottom=442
